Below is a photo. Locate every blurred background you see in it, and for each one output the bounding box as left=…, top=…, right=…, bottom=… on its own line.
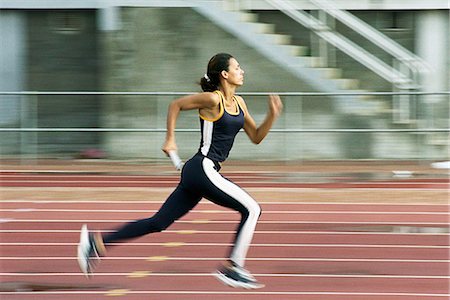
left=0, top=0, right=449, bottom=162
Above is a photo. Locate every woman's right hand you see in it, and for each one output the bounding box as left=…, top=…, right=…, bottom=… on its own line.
left=162, top=138, right=177, bottom=156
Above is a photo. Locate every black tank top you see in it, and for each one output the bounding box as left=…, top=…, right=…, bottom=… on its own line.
left=198, top=91, right=245, bottom=162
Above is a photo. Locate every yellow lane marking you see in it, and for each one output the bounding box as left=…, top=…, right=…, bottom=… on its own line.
left=106, top=289, right=129, bottom=296
left=127, top=271, right=152, bottom=278
left=163, top=242, right=185, bottom=247
left=147, top=256, right=169, bottom=262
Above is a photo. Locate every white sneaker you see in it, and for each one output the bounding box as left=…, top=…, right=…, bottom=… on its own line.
left=77, top=225, right=99, bottom=277
left=214, top=263, right=264, bottom=289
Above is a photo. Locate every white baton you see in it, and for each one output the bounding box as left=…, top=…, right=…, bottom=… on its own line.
left=168, top=150, right=184, bottom=171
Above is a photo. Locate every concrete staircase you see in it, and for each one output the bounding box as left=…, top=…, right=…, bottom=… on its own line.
left=193, top=2, right=386, bottom=116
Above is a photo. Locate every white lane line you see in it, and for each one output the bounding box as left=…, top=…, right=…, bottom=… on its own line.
left=1, top=175, right=170, bottom=178
left=1, top=229, right=448, bottom=235
left=1, top=242, right=449, bottom=249
left=1, top=257, right=449, bottom=263
left=4, top=219, right=449, bottom=225
left=0, top=291, right=449, bottom=297
left=3, top=172, right=446, bottom=179
left=0, top=187, right=447, bottom=192
left=3, top=173, right=447, bottom=180
left=6, top=208, right=36, bottom=212
left=0, top=218, right=15, bottom=223
left=0, top=173, right=449, bottom=180
left=3, top=180, right=179, bottom=184
left=1, top=200, right=448, bottom=206
left=2, top=208, right=448, bottom=215
left=0, top=272, right=449, bottom=279
left=0, top=168, right=442, bottom=174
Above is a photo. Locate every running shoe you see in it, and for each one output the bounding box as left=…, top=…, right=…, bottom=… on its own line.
left=77, top=224, right=104, bottom=277
left=214, top=263, right=265, bottom=289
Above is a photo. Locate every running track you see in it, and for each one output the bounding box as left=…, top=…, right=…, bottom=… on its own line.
left=0, top=166, right=449, bottom=299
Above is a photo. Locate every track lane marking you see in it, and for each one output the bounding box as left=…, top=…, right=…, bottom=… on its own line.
left=1, top=229, right=448, bottom=235
left=4, top=219, right=449, bottom=225
left=0, top=290, right=448, bottom=297
left=1, top=242, right=449, bottom=249
left=1, top=256, right=449, bottom=263
left=0, top=272, right=449, bottom=279
left=2, top=208, right=449, bottom=214
left=2, top=200, right=449, bottom=206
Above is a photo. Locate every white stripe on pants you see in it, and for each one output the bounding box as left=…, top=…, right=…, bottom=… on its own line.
left=202, top=158, right=261, bottom=267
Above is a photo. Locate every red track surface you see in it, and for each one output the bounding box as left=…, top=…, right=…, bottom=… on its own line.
left=1, top=169, right=449, bottom=299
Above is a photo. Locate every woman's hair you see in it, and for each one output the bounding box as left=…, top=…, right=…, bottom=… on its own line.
left=199, top=53, right=234, bottom=92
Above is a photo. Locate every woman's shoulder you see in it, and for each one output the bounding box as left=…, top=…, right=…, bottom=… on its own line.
left=197, top=91, right=221, bottom=108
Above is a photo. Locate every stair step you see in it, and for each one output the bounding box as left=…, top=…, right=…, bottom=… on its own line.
left=309, top=56, right=326, bottom=68
left=194, top=4, right=370, bottom=99
left=315, top=67, right=342, bottom=79
left=335, top=78, right=359, bottom=90
left=247, top=22, right=276, bottom=34
left=238, top=12, right=258, bottom=23
left=263, top=33, right=292, bottom=45
left=279, top=44, right=308, bottom=56
left=296, top=56, right=326, bottom=68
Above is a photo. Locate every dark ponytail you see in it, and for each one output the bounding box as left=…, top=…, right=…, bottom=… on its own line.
left=199, top=53, right=234, bottom=92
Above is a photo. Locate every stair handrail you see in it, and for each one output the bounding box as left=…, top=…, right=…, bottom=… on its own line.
left=309, top=0, right=429, bottom=76
left=309, top=0, right=427, bottom=69
left=264, top=0, right=424, bottom=89
left=192, top=0, right=360, bottom=94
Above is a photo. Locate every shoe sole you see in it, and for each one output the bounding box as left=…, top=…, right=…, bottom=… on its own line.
left=213, top=271, right=265, bottom=289
left=77, top=224, right=91, bottom=277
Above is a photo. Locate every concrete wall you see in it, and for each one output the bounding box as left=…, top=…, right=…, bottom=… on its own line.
left=26, top=10, right=101, bottom=153
left=0, top=11, right=26, bottom=154
left=1, top=7, right=448, bottom=160
left=100, top=7, right=339, bottom=160
left=99, top=7, right=448, bottom=160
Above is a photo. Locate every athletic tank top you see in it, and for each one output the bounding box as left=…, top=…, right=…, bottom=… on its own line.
left=198, top=90, right=245, bottom=162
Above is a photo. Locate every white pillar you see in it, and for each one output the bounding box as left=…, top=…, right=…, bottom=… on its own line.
left=415, top=10, right=449, bottom=161
left=98, top=5, right=121, bottom=31
left=416, top=10, right=449, bottom=95
left=0, top=11, right=26, bottom=124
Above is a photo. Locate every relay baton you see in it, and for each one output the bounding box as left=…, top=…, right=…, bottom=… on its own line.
left=168, top=150, right=184, bottom=171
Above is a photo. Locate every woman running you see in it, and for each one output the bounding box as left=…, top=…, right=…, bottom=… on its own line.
left=77, top=53, right=283, bottom=289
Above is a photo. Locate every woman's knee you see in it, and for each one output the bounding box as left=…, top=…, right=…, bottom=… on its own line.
left=145, top=217, right=172, bottom=233
left=241, top=200, right=262, bottom=220
left=252, top=202, right=262, bottom=218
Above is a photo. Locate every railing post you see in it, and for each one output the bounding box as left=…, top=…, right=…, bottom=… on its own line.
left=19, top=94, right=38, bottom=165
left=19, top=94, right=25, bottom=160
left=318, top=9, right=328, bottom=66
left=392, top=59, right=411, bottom=124
left=298, top=95, right=303, bottom=163
left=30, top=94, right=38, bottom=162
left=19, top=94, right=28, bottom=164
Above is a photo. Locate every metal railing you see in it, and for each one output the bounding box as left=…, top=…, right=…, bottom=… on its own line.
left=264, top=0, right=427, bottom=89
left=308, top=0, right=428, bottom=75
left=1, top=90, right=449, bottom=135
left=1, top=91, right=448, bottom=161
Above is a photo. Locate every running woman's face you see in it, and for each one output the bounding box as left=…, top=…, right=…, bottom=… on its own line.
left=223, top=58, right=245, bottom=86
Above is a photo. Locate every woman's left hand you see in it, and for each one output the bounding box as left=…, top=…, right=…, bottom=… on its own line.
left=268, top=94, right=283, bottom=118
